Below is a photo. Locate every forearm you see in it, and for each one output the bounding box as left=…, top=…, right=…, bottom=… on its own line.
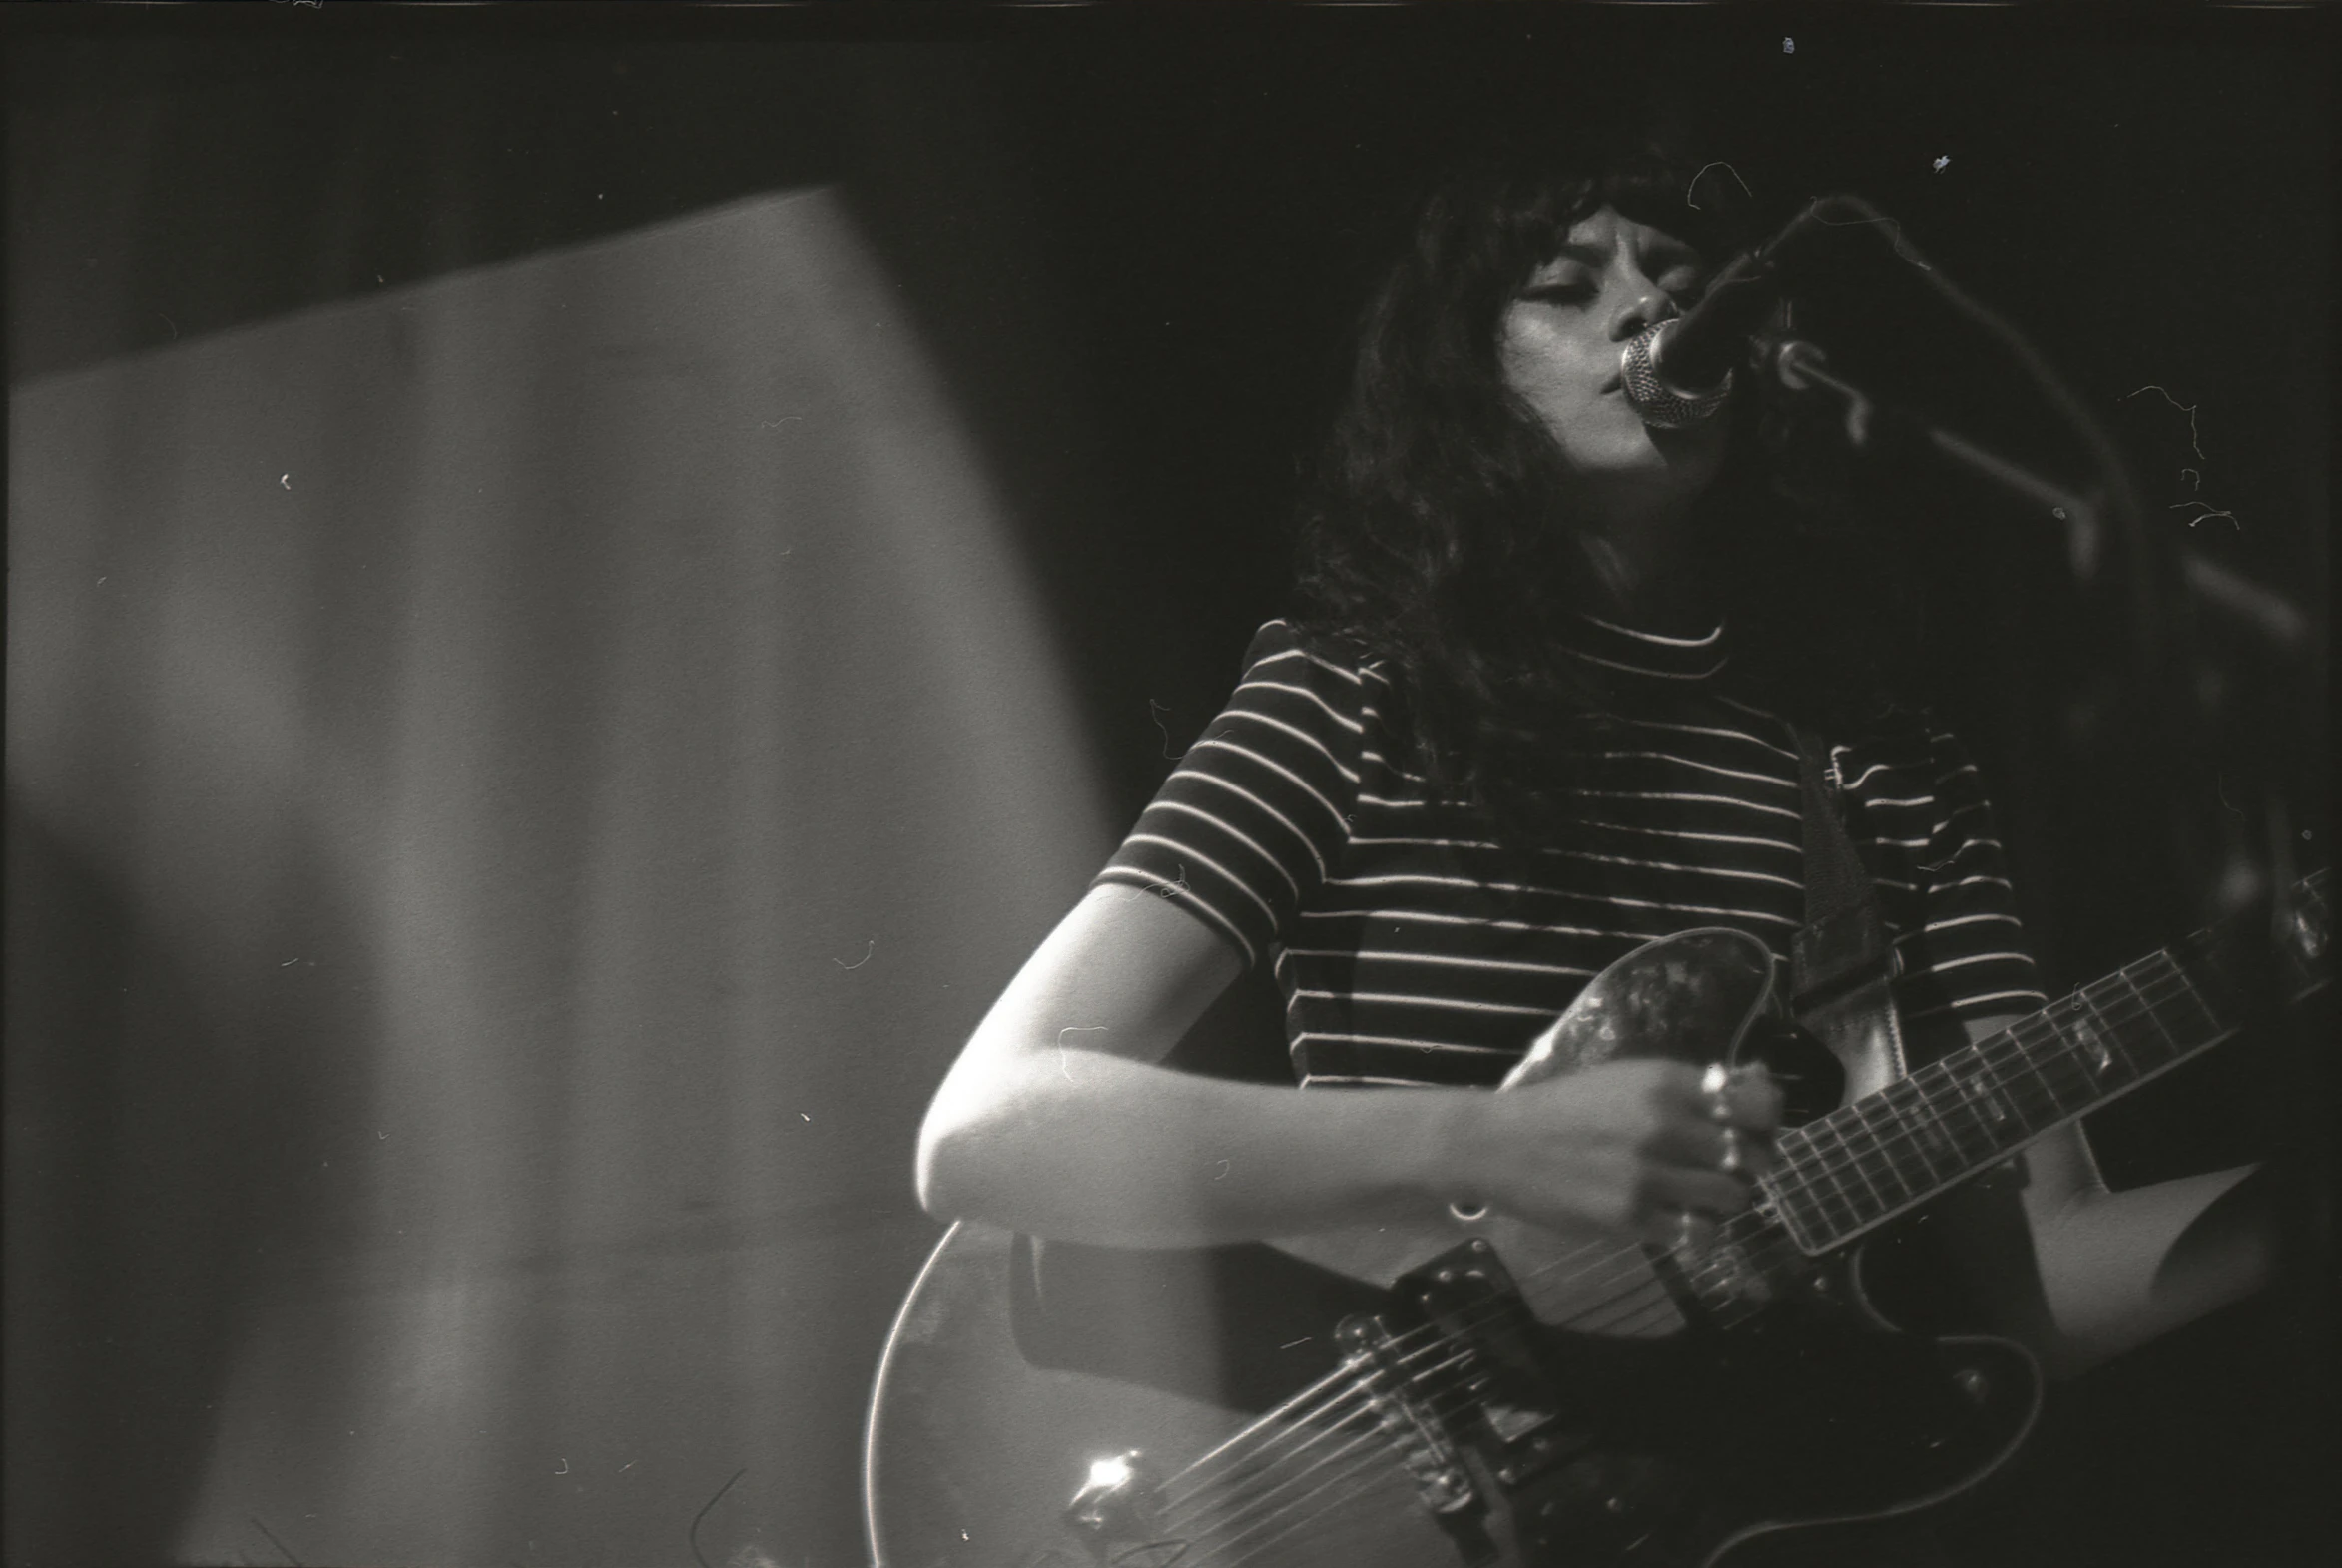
left=917, top=1049, right=1478, bottom=1248
left=916, top=885, right=1481, bottom=1247
left=1932, top=1014, right=2278, bottom=1378
left=916, top=884, right=1773, bottom=1251
left=2020, top=1159, right=2274, bottom=1376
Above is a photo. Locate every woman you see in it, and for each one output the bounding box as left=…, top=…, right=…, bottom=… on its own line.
left=915, top=141, right=2271, bottom=1527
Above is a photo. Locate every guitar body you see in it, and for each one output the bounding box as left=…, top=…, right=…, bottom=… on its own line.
left=866, top=1222, right=2038, bottom=1568
left=866, top=929, right=2047, bottom=1568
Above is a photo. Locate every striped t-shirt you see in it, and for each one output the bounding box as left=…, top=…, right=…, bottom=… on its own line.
left=1096, top=618, right=2047, bottom=1088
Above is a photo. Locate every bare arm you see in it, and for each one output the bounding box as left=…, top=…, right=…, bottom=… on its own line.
left=1933, top=1015, right=2274, bottom=1378
left=916, top=884, right=1773, bottom=1249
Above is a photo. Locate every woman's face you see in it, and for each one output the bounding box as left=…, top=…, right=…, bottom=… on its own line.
left=1497, top=206, right=1731, bottom=515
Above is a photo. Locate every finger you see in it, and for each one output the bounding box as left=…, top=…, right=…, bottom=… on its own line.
left=1640, top=1114, right=1774, bottom=1179
left=1718, top=1065, right=1785, bottom=1132
left=1711, top=1121, right=1776, bottom=1178
left=1640, top=1207, right=1723, bottom=1254
left=1644, top=1113, right=1740, bottom=1169
left=1652, top=1166, right=1754, bottom=1219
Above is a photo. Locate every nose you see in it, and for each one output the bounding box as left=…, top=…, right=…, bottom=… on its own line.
left=1612, top=284, right=1678, bottom=342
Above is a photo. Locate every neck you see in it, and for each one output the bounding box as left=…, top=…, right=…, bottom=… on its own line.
left=1573, top=497, right=1709, bottom=632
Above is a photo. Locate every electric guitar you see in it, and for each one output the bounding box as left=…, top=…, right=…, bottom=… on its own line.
left=864, top=872, right=2328, bottom=1568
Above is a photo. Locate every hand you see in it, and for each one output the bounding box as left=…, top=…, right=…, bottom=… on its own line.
left=1453, top=1058, right=1783, bottom=1246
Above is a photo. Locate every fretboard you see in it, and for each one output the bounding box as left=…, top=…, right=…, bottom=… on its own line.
left=1764, top=870, right=2328, bottom=1255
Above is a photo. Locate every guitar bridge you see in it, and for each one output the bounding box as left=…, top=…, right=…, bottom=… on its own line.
left=1335, top=1313, right=1477, bottom=1514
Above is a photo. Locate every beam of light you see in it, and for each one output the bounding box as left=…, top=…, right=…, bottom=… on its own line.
left=10, top=186, right=1112, bottom=1568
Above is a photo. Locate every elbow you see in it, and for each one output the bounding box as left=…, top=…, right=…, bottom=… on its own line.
left=913, top=1106, right=973, bottom=1224
left=915, top=1082, right=1016, bottom=1227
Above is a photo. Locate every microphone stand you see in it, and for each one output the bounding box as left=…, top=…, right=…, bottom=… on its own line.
left=1772, top=338, right=2312, bottom=662
left=1769, top=331, right=2331, bottom=1333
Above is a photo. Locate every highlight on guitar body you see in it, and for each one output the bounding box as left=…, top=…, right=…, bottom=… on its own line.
left=863, top=874, right=2328, bottom=1568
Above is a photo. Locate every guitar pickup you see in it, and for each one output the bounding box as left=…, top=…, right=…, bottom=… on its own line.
left=1394, top=1239, right=1584, bottom=1487
left=1402, top=1239, right=1555, bottom=1406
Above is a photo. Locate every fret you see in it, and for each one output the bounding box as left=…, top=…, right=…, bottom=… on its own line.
left=2057, top=995, right=2119, bottom=1101
left=2189, top=932, right=2261, bottom=1016
left=1796, top=1116, right=1871, bottom=1233
left=2007, top=1012, right=2087, bottom=1122
left=1764, top=870, right=2325, bottom=1258
left=2100, top=964, right=2180, bottom=1069
left=2062, top=983, right=2139, bottom=1096
left=2171, top=931, right=2244, bottom=1022
left=1845, top=1100, right=1901, bottom=1207
left=2149, top=946, right=2225, bottom=1039
left=2121, top=957, right=2198, bottom=1061
left=1947, top=1041, right=2027, bottom=1158
left=1830, top=1106, right=1904, bottom=1219
left=1912, top=1061, right=2000, bottom=1167
left=1774, top=1124, right=1862, bottom=1243
left=2281, top=879, right=2330, bottom=995
left=1970, top=1034, right=2043, bottom=1143
left=2055, top=1000, right=2120, bottom=1106
left=1804, top=1113, right=1885, bottom=1234
left=1763, top=1163, right=1832, bottom=1253
left=1874, top=1076, right=1956, bottom=1187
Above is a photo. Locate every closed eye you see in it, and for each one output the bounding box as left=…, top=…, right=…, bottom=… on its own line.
left=1658, top=265, right=1711, bottom=306
left=1519, top=282, right=1597, bottom=307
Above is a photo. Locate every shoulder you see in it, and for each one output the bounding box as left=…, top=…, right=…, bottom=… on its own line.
left=1828, top=706, right=1975, bottom=797
left=1216, top=621, right=1382, bottom=740
left=1236, top=619, right=1379, bottom=690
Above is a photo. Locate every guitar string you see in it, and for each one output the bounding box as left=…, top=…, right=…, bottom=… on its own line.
left=1153, top=1079, right=1986, bottom=1540
left=1149, top=1360, right=1378, bottom=1502
left=1146, top=1299, right=1662, bottom=1557
left=1156, top=1015, right=2031, bottom=1520
left=1206, top=1249, right=1844, bottom=1568
left=1147, top=1387, right=1384, bottom=1526
left=1217, top=1468, right=1427, bottom=1568
left=1144, top=1236, right=1679, bottom=1540
left=1132, top=954, right=2253, bottom=1554
left=1195, top=1341, right=1532, bottom=1568
left=1196, top=1201, right=1861, bottom=1563
left=1365, top=955, right=2234, bottom=1363
left=1208, top=946, right=2229, bottom=1433
left=1749, top=954, right=2209, bottom=1226
left=1163, top=1237, right=1777, bottom=1563
left=1752, top=933, right=2253, bottom=1227
left=1151, top=1187, right=1790, bottom=1523
left=1485, top=956, right=2221, bottom=1315
left=1113, top=897, right=2329, bottom=1559
left=1217, top=1466, right=1428, bottom=1568
left=1183, top=1276, right=1765, bottom=1568
left=1144, top=1215, right=1795, bottom=1560
left=1146, top=1228, right=1641, bottom=1509
left=1184, top=1345, right=1480, bottom=1557
left=1194, top=910, right=2335, bottom=1547
left=1420, top=955, right=2229, bottom=1327
left=1157, top=1420, right=1399, bottom=1561
left=1766, top=958, right=2220, bottom=1231
left=1146, top=1346, right=1478, bottom=1554
left=1161, top=1368, right=1474, bottom=1563
left=1148, top=1394, right=1384, bottom=1533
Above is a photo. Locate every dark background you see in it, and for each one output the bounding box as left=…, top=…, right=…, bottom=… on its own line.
left=8, top=5, right=2333, bottom=1566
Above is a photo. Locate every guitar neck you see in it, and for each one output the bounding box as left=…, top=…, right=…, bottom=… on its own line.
left=1764, top=870, right=2329, bottom=1255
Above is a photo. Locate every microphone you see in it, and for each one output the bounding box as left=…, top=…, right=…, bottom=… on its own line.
left=1619, top=203, right=1834, bottom=428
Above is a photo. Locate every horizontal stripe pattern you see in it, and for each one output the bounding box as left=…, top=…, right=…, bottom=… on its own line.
left=1098, top=620, right=2045, bottom=1087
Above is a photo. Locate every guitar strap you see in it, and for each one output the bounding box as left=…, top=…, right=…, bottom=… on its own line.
left=1789, top=728, right=1909, bottom=1097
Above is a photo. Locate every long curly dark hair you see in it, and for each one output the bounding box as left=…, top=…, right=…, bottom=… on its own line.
left=1291, top=135, right=1918, bottom=833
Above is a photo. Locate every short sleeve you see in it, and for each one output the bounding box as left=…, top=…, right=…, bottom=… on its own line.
left=1888, top=728, right=2049, bottom=1032
left=1092, top=622, right=1364, bottom=968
